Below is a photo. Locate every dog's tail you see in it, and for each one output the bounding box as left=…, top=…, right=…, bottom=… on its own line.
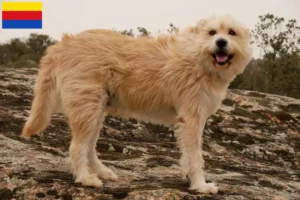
left=22, top=57, right=56, bottom=138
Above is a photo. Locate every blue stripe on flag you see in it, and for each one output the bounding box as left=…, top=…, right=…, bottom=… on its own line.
left=2, top=20, right=42, bottom=29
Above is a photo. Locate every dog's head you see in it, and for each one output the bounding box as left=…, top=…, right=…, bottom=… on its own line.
left=179, top=15, right=252, bottom=82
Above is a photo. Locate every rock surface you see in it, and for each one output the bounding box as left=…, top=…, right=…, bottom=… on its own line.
left=0, top=67, right=300, bottom=200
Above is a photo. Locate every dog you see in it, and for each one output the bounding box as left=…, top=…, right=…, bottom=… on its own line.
left=21, top=15, right=252, bottom=194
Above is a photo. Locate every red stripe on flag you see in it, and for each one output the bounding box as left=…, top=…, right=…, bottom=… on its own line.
left=2, top=11, right=42, bottom=20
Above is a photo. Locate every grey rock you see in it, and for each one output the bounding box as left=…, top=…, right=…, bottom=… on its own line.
left=0, top=67, right=300, bottom=200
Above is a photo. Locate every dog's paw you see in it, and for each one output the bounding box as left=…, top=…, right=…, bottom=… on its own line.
left=76, top=174, right=103, bottom=187
left=190, top=182, right=218, bottom=194
left=97, top=166, right=118, bottom=181
left=20, top=134, right=31, bottom=140
left=100, top=169, right=118, bottom=181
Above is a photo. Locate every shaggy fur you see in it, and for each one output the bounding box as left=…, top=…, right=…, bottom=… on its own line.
left=22, top=15, right=252, bottom=194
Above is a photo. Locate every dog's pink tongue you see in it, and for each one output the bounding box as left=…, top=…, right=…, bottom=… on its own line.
left=216, top=55, right=228, bottom=62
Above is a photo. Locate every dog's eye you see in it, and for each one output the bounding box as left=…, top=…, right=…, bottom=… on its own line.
left=229, top=29, right=237, bottom=36
left=208, top=30, right=216, bottom=36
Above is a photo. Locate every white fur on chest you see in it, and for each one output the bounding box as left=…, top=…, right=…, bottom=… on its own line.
left=199, top=87, right=227, bottom=116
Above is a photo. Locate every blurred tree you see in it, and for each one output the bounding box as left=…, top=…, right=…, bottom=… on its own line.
left=252, top=13, right=300, bottom=58
left=0, top=33, right=56, bottom=67
left=26, top=33, right=57, bottom=62
left=118, top=29, right=135, bottom=37
left=167, top=23, right=178, bottom=33
left=137, top=27, right=151, bottom=37
left=0, top=38, right=27, bottom=65
left=231, top=13, right=300, bottom=98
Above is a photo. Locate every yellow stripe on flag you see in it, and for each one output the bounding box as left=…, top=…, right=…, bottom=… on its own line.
left=2, top=2, right=42, bottom=11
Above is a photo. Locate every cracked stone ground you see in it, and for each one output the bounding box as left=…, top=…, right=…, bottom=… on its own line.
left=0, top=67, right=300, bottom=200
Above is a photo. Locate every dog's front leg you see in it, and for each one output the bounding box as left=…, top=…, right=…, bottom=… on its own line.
left=175, top=109, right=218, bottom=194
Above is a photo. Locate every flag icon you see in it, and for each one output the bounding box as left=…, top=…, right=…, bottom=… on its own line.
left=2, top=2, right=42, bottom=29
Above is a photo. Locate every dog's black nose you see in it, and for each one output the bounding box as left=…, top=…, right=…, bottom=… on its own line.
left=216, top=38, right=227, bottom=48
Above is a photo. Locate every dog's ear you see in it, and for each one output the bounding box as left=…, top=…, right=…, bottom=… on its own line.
left=184, top=19, right=208, bottom=34
left=196, top=19, right=208, bottom=29
left=195, top=18, right=209, bottom=32
left=241, top=26, right=251, bottom=41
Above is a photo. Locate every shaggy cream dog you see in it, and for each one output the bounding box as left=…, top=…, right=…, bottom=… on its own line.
left=22, top=15, right=252, bottom=194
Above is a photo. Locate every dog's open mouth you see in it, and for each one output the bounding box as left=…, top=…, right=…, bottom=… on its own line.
left=211, top=51, right=234, bottom=66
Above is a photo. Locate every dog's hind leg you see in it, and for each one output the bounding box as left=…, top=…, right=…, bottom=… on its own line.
left=64, top=84, right=107, bottom=187
left=87, top=110, right=118, bottom=181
